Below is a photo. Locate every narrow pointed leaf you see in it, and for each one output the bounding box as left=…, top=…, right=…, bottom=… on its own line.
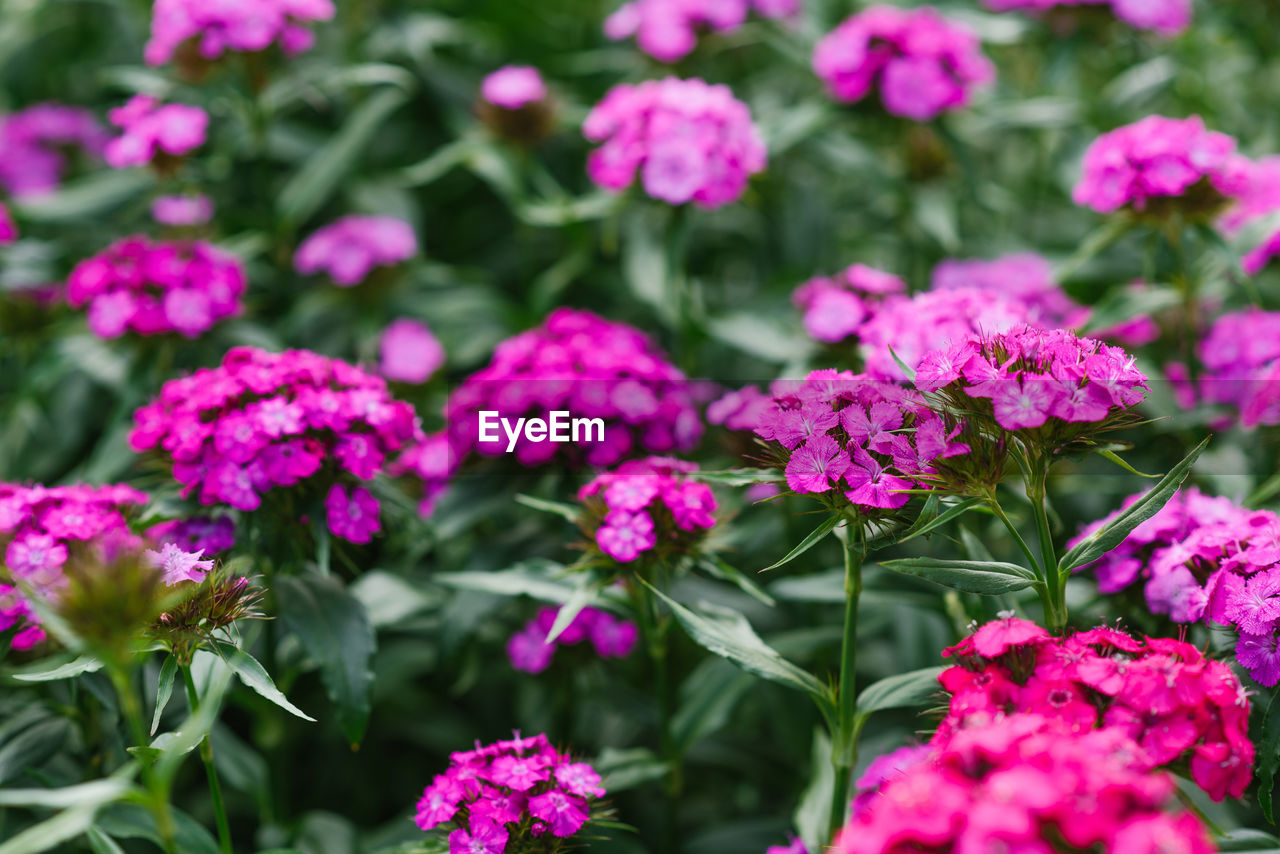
left=855, top=666, right=945, bottom=718
left=544, top=581, right=596, bottom=645
left=209, top=640, right=315, bottom=723
left=763, top=515, right=841, bottom=572
left=514, top=494, right=581, bottom=523
left=1057, top=436, right=1209, bottom=576
left=893, top=497, right=986, bottom=545
left=879, top=558, right=1037, bottom=594
left=150, top=656, right=178, bottom=736
left=699, top=558, right=776, bottom=606
left=11, top=655, right=102, bottom=682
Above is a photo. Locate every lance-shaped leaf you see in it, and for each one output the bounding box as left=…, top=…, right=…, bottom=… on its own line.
left=150, top=656, right=177, bottom=736
left=275, top=572, right=375, bottom=746
left=763, top=515, right=841, bottom=572
left=207, top=641, right=314, bottom=724
left=879, top=558, right=1038, bottom=595
left=11, top=655, right=102, bottom=682
left=514, top=493, right=581, bottom=523
left=641, top=580, right=833, bottom=718
left=1057, top=436, right=1209, bottom=576
left=855, top=666, right=946, bottom=719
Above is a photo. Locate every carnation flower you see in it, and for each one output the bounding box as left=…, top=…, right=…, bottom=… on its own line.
left=152, top=194, right=214, bottom=226
left=143, top=542, right=214, bottom=585
left=931, top=253, right=1090, bottom=330
left=65, top=236, right=246, bottom=339
left=144, top=0, right=335, bottom=67
left=583, top=77, right=766, bottom=208
left=835, top=714, right=1215, bottom=853
left=379, top=318, right=445, bottom=384
left=1073, top=115, right=1250, bottom=217
left=413, top=733, right=607, bottom=849
left=915, top=325, right=1148, bottom=443
left=294, top=215, right=417, bottom=286
left=409, top=309, right=701, bottom=514
left=104, top=95, right=208, bottom=170
left=1173, top=307, right=1280, bottom=427
left=481, top=66, right=547, bottom=109
left=813, top=6, right=994, bottom=121
left=984, top=0, right=1190, bottom=35
left=937, top=618, right=1254, bottom=801
left=754, top=370, right=977, bottom=514
left=128, top=347, right=420, bottom=544
left=0, top=482, right=148, bottom=650
left=578, top=456, right=717, bottom=565
left=604, top=0, right=799, bottom=62
left=147, top=516, right=236, bottom=555
left=0, top=103, right=107, bottom=197
left=792, top=264, right=906, bottom=344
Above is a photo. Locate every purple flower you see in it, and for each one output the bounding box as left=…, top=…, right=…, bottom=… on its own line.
left=527, top=789, right=589, bottom=837
left=379, top=319, right=445, bottom=384
left=596, top=510, right=657, bottom=562
left=105, top=96, right=208, bottom=169
left=152, top=194, right=214, bottom=226
left=785, top=434, right=851, bottom=494
left=324, top=484, right=381, bottom=544
left=1237, top=632, right=1280, bottom=687
left=991, top=375, right=1057, bottom=430
left=295, top=216, right=417, bottom=286
left=0, top=103, right=107, bottom=198
left=447, top=817, right=508, bottom=854
left=143, top=542, right=213, bottom=586
left=145, top=0, right=335, bottom=66
left=481, top=66, right=547, bottom=109
left=605, top=0, right=797, bottom=61
left=507, top=622, right=555, bottom=673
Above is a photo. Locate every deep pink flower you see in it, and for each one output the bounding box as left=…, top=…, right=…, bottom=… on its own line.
left=105, top=96, right=208, bottom=168
left=605, top=0, right=797, bottom=61
left=596, top=510, right=657, bottom=562
left=0, top=103, right=107, bottom=197
left=785, top=434, right=850, bottom=494
left=481, top=66, right=547, bottom=109
left=324, top=484, right=381, bottom=544
left=527, top=789, right=589, bottom=837
left=379, top=319, right=445, bottom=384
left=0, top=202, right=15, bottom=245
left=295, top=216, right=417, bottom=286
left=152, top=194, right=214, bottom=226
left=145, top=0, right=335, bottom=66
left=447, top=818, right=508, bottom=854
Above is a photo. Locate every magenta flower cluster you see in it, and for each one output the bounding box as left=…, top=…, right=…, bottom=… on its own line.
left=379, top=318, right=445, bottom=385
left=413, top=733, right=606, bottom=852
left=1074, top=487, right=1280, bottom=687
left=938, top=618, right=1254, bottom=801
left=1073, top=115, right=1250, bottom=215
left=834, top=713, right=1215, bottom=854
left=0, top=103, right=107, bottom=198
left=578, top=457, right=717, bottom=563
left=507, top=605, right=638, bottom=673
left=1174, top=307, right=1280, bottom=427
left=915, top=325, right=1148, bottom=433
left=0, top=483, right=148, bottom=650
left=105, top=95, right=208, bottom=170
left=481, top=67, right=548, bottom=110
left=791, top=263, right=905, bottom=345
left=443, top=308, right=702, bottom=470
left=583, top=77, right=767, bottom=208
left=754, top=370, right=969, bottom=511
left=0, top=203, right=14, bottom=246
left=66, top=236, right=246, bottom=339
left=812, top=5, right=995, bottom=121
left=128, top=347, right=420, bottom=544
left=983, top=0, right=1191, bottom=35
left=603, top=0, right=799, bottom=62
left=931, top=253, right=1091, bottom=331
left=144, top=0, right=335, bottom=66
left=152, top=194, right=215, bottom=227
left=147, top=516, right=237, bottom=556
left=294, top=215, right=417, bottom=286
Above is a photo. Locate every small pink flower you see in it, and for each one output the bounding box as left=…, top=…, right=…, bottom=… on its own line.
left=481, top=66, right=547, bottom=109
left=527, top=789, right=589, bottom=837
left=325, top=484, right=381, bottom=544
left=379, top=319, right=445, bottom=384
left=143, top=542, right=214, bottom=585
left=596, top=510, right=657, bottom=562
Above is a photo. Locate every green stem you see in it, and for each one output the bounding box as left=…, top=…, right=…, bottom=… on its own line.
left=828, top=523, right=865, bottom=844
left=634, top=580, right=680, bottom=850
left=1025, top=466, right=1066, bottom=632
left=182, top=665, right=233, bottom=854
left=108, top=667, right=178, bottom=854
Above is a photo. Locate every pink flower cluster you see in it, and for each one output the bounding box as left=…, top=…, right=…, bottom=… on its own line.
left=414, top=733, right=606, bottom=852
left=983, top=0, right=1191, bottom=35
left=603, top=0, right=799, bottom=62
left=915, top=325, right=1148, bottom=433
left=834, top=713, right=1215, bottom=854
left=791, top=264, right=905, bottom=344
left=931, top=253, right=1090, bottom=331
left=393, top=432, right=457, bottom=518
left=128, top=347, right=420, bottom=544
left=1218, top=156, right=1280, bottom=275
left=583, top=77, right=767, bottom=208
left=379, top=319, right=445, bottom=384
left=0, top=203, right=14, bottom=246
left=144, top=0, right=335, bottom=66
left=1073, top=115, right=1249, bottom=215
left=706, top=385, right=774, bottom=433
left=937, top=618, right=1254, bottom=801
left=1074, top=488, right=1280, bottom=686
left=507, top=605, right=638, bottom=673
left=578, top=457, right=717, bottom=563
left=0, top=103, right=107, bottom=198
left=105, top=96, right=208, bottom=170
left=856, top=288, right=1037, bottom=380
left=444, top=308, right=702, bottom=470
left=1178, top=308, right=1280, bottom=427
left=812, top=6, right=995, bottom=121
left=152, top=194, right=215, bottom=227
left=0, top=483, right=148, bottom=650
left=294, top=215, right=417, bottom=286
left=753, top=370, right=969, bottom=512
left=481, top=67, right=547, bottom=110
left=66, top=236, right=246, bottom=339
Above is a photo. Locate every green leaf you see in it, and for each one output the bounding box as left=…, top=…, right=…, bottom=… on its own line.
left=855, top=666, right=945, bottom=718
left=1057, top=436, right=1209, bottom=576
left=763, top=515, right=841, bottom=572
left=275, top=572, right=375, bottom=745
left=704, top=313, right=813, bottom=364
left=514, top=493, right=581, bottom=523
left=671, top=659, right=758, bottom=753
left=0, top=719, right=70, bottom=785
left=150, top=656, right=178, bottom=736
left=0, top=775, right=136, bottom=809
left=0, top=804, right=101, bottom=854
left=208, top=640, right=315, bottom=723
left=11, top=654, right=102, bottom=682
left=1257, top=689, right=1280, bottom=823
left=1096, top=449, right=1159, bottom=478
left=1248, top=470, right=1280, bottom=509
left=879, top=558, right=1037, bottom=595
left=1079, top=286, right=1180, bottom=337
left=1217, top=829, right=1280, bottom=852
left=793, top=728, right=834, bottom=853
left=544, top=581, right=595, bottom=645
left=689, top=469, right=773, bottom=487
left=350, top=570, right=436, bottom=628
left=435, top=561, right=614, bottom=609
left=592, top=747, right=669, bottom=793
left=698, top=558, right=776, bottom=606
left=892, top=497, right=986, bottom=545
left=641, top=580, right=833, bottom=716
left=277, top=87, right=411, bottom=226
left=11, top=170, right=154, bottom=224
left=622, top=208, right=673, bottom=325
left=85, top=828, right=126, bottom=854
left=97, top=803, right=220, bottom=854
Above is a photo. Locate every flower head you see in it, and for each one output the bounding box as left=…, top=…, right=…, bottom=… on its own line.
left=0, top=103, right=107, bottom=197
left=481, top=66, right=547, bottom=109
left=295, top=216, right=417, bottom=286
left=105, top=95, right=208, bottom=169
left=578, top=456, right=716, bottom=565
left=143, top=543, right=214, bottom=585
left=145, top=0, right=335, bottom=66
left=379, top=319, right=445, bottom=384
left=604, top=0, right=798, bottom=62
